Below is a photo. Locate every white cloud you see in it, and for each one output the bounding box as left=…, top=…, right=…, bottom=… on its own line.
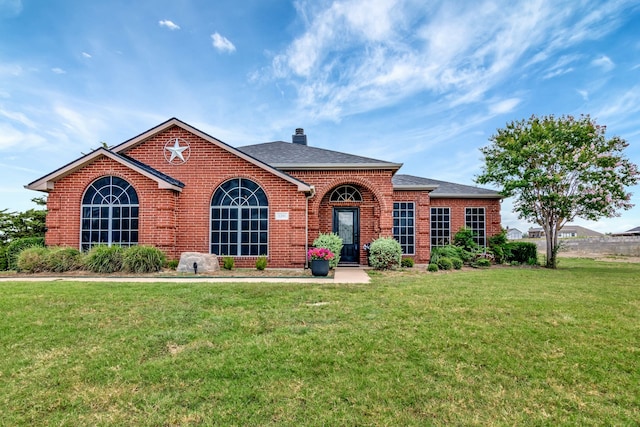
left=577, top=89, right=589, bottom=101
left=159, top=19, right=180, bottom=30
left=82, top=52, right=92, bottom=58
left=591, top=55, right=615, bottom=71
left=0, top=63, right=22, bottom=76
left=211, top=32, right=236, bottom=53
left=488, top=98, right=521, bottom=115
left=0, top=108, right=36, bottom=127
left=51, top=67, right=66, bottom=74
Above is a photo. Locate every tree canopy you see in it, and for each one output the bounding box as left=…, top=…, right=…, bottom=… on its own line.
left=476, top=114, right=639, bottom=268
left=0, top=197, right=47, bottom=246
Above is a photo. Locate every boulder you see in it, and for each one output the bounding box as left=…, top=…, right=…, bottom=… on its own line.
left=176, top=252, right=220, bottom=273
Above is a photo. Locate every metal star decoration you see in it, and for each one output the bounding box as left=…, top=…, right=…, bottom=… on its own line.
left=164, top=138, right=190, bottom=164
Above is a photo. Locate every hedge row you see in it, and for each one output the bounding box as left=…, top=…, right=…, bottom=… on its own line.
left=12, top=242, right=166, bottom=274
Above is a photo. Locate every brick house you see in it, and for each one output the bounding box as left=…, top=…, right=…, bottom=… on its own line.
left=26, top=118, right=502, bottom=267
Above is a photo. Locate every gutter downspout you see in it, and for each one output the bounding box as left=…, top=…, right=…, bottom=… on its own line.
left=305, top=185, right=316, bottom=269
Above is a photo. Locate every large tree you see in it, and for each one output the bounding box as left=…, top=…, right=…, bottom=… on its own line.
left=476, top=114, right=639, bottom=268
left=0, top=197, right=47, bottom=246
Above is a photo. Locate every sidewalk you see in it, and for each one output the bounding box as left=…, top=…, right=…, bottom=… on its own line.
left=0, top=267, right=371, bottom=284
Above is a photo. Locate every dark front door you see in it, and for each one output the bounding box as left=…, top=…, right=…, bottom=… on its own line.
left=333, top=208, right=359, bottom=263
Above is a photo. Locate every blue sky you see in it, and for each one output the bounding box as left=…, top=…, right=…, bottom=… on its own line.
left=1, top=0, right=639, bottom=234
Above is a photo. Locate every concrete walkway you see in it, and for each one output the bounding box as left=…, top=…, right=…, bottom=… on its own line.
left=0, top=267, right=370, bottom=284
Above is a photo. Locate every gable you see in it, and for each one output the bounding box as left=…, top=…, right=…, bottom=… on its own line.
left=113, top=118, right=312, bottom=192
left=25, top=148, right=185, bottom=192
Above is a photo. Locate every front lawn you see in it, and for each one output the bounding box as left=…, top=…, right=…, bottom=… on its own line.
left=1, top=258, right=638, bottom=425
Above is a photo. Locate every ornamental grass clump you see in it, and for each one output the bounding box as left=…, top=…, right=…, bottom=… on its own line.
left=122, top=245, right=166, bottom=273
left=368, top=237, right=402, bottom=270
left=84, top=245, right=124, bottom=273
left=255, top=255, right=267, bottom=271
left=45, top=247, right=83, bottom=272
left=16, top=246, right=49, bottom=273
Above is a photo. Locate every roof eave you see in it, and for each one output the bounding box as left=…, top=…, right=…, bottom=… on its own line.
left=25, top=148, right=183, bottom=193
left=274, top=162, right=403, bottom=171
left=429, top=193, right=504, bottom=199
left=393, top=185, right=439, bottom=191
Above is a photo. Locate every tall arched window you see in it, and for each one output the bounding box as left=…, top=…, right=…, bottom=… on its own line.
left=211, top=178, right=268, bottom=256
left=81, top=176, right=139, bottom=251
left=330, top=185, right=362, bottom=202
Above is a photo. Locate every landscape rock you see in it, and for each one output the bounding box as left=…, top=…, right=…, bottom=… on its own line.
left=176, top=252, right=220, bottom=273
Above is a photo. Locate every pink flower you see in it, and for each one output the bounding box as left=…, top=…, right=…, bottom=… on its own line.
left=308, top=247, right=335, bottom=261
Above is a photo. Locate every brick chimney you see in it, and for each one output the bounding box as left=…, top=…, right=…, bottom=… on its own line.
left=292, top=128, right=307, bottom=145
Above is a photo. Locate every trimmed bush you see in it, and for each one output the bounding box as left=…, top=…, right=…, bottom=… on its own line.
left=505, top=242, right=538, bottom=265
left=313, top=233, right=343, bottom=269
left=84, top=245, right=124, bottom=273
left=223, top=256, right=234, bottom=270
left=451, top=257, right=463, bottom=270
left=166, top=259, right=179, bottom=270
left=368, top=237, right=402, bottom=270
left=256, top=255, right=267, bottom=271
left=437, top=256, right=453, bottom=270
left=401, top=257, right=414, bottom=268
left=16, top=246, right=49, bottom=273
left=46, top=247, right=83, bottom=272
left=427, top=263, right=439, bottom=272
left=472, top=258, right=492, bottom=268
left=6, top=237, right=45, bottom=271
left=122, top=245, right=166, bottom=273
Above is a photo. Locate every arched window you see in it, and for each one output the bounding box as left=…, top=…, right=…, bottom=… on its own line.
left=330, top=185, right=362, bottom=202
left=81, top=176, right=139, bottom=251
left=211, top=178, right=268, bottom=256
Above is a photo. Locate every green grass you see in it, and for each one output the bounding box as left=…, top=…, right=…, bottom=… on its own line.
left=1, top=258, right=638, bottom=426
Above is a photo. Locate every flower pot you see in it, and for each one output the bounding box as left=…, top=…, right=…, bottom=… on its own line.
left=310, top=259, right=330, bottom=276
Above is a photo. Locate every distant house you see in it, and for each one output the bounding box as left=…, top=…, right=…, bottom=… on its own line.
left=612, top=226, right=640, bottom=237
left=527, top=225, right=604, bottom=238
left=505, top=227, right=524, bottom=240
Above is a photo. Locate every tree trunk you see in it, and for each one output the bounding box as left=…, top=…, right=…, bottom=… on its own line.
left=542, top=219, right=559, bottom=269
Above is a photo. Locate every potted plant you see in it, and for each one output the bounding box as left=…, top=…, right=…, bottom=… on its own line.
left=307, top=247, right=334, bottom=276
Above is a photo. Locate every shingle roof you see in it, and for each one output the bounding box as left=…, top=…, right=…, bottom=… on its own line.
left=25, top=148, right=184, bottom=192
left=238, top=141, right=402, bottom=170
left=118, top=153, right=185, bottom=188
left=392, top=174, right=502, bottom=198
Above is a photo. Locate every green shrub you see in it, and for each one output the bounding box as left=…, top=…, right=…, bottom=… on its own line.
left=368, top=237, right=402, bottom=270
left=16, top=246, right=49, bottom=273
left=431, top=245, right=464, bottom=261
left=472, top=258, right=492, bottom=268
left=84, top=245, right=124, bottom=273
left=6, top=237, right=45, bottom=271
left=451, top=257, right=463, bottom=270
left=46, top=247, right=83, bottom=272
left=122, top=245, right=166, bottom=273
left=223, top=256, right=234, bottom=270
left=0, top=245, right=7, bottom=271
left=505, top=242, right=538, bottom=264
left=427, top=263, right=439, bottom=272
left=401, top=257, right=414, bottom=268
left=256, top=255, right=267, bottom=271
left=166, top=259, right=179, bottom=270
left=488, top=229, right=509, bottom=263
left=453, top=227, right=480, bottom=253
left=437, top=256, right=453, bottom=270
left=313, top=233, right=343, bottom=269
